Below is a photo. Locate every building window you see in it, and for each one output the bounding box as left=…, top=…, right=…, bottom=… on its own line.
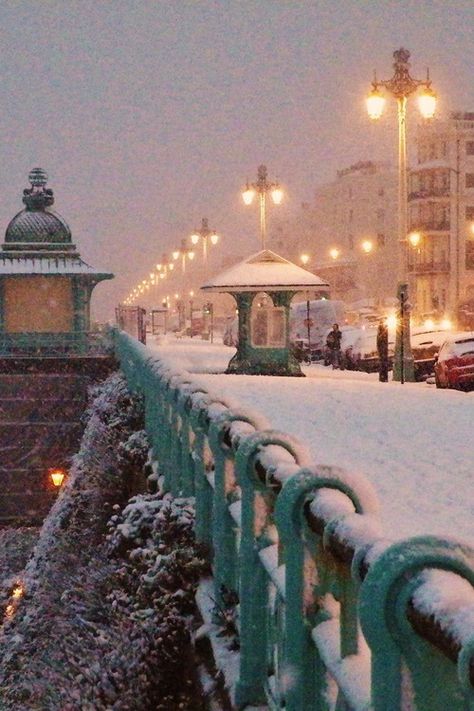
left=348, top=234, right=354, bottom=250
left=466, top=174, right=474, bottom=189
left=349, top=209, right=353, bottom=222
left=466, top=141, right=474, bottom=156
left=377, top=233, right=385, bottom=247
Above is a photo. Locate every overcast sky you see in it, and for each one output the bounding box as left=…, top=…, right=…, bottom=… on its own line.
left=1, top=1, right=473, bottom=318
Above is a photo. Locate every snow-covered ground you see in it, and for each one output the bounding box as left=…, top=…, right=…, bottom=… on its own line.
left=148, top=335, right=473, bottom=543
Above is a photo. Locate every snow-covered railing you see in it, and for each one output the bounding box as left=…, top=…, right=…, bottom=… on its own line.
left=113, top=329, right=474, bottom=711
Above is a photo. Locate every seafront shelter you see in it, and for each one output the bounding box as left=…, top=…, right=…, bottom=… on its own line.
left=202, top=249, right=329, bottom=376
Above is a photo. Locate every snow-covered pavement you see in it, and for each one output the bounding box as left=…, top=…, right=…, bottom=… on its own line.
left=147, top=336, right=473, bottom=544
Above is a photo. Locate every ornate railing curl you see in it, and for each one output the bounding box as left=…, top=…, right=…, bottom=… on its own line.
left=113, top=329, right=474, bottom=711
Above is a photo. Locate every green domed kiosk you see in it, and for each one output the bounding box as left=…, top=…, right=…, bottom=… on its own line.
left=0, top=168, right=113, bottom=355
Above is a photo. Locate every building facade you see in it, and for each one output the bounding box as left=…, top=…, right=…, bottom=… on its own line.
left=408, top=112, right=474, bottom=321
left=272, top=161, right=399, bottom=308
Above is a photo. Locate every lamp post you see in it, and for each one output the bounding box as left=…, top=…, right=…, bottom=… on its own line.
left=189, top=290, right=194, bottom=338
left=367, top=47, right=436, bottom=382
left=190, top=217, right=219, bottom=263
left=300, top=254, right=313, bottom=362
left=242, top=164, right=283, bottom=249
left=172, top=239, right=195, bottom=273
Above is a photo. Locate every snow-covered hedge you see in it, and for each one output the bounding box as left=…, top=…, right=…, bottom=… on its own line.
left=0, top=372, right=206, bottom=710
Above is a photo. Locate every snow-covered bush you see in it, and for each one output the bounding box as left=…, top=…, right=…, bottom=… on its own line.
left=0, top=372, right=207, bottom=709
left=106, top=493, right=208, bottom=708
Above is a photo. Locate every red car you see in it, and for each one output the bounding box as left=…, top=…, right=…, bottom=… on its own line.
left=434, top=333, right=474, bottom=391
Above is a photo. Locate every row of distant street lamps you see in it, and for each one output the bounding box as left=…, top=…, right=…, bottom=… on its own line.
left=124, top=48, right=436, bottom=382
left=123, top=164, right=284, bottom=307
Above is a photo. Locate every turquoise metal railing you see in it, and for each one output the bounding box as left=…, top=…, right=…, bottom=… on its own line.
left=0, top=331, right=112, bottom=357
left=114, top=329, right=474, bottom=711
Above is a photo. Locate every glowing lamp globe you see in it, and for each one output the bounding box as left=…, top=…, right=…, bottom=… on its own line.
left=361, top=239, right=374, bottom=254
left=168, top=262, right=174, bottom=271
left=50, top=468, right=66, bottom=488
left=190, top=233, right=200, bottom=245
left=329, top=248, right=340, bottom=260
left=210, top=232, right=219, bottom=245
left=386, top=313, right=398, bottom=331
left=242, top=186, right=255, bottom=205
left=188, top=251, right=195, bottom=260
left=366, top=89, right=385, bottom=120
left=408, top=231, right=422, bottom=248
left=271, top=187, right=283, bottom=205
left=172, top=250, right=180, bottom=260
left=300, top=254, right=309, bottom=266
left=418, top=88, right=436, bottom=119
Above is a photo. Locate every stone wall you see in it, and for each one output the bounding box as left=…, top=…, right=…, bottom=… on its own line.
left=0, top=357, right=116, bottom=523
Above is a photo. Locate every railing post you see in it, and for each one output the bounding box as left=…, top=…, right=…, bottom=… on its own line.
left=234, top=430, right=310, bottom=708
left=359, top=536, right=474, bottom=711
left=177, top=385, right=208, bottom=497
left=189, top=393, right=214, bottom=549
left=275, top=466, right=375, bottom=711
left=208, top=411, right=265, bottom=610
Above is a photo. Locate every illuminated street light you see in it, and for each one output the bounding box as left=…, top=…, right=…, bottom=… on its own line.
left=408, top=231, right=422, bottom=248
left=367, top=48, right=437, bottom=383
left=172, top=239, right=195, bottom=273
left=241, top=164, right=283, bottom=249
left=300, top=253, right=309, bottom=266
left=49, top=467, right=66, bottom=488
left=190, top=217, right=220, bottom=262
left=361, top=239, right=374, bottom=254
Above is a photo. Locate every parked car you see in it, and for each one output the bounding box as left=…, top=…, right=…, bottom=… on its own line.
left=434, top=332, right=474, bottom=390
left=343, top=328, right=395, bottom=373
left=291, top=338, right=323, bottom=363
left=411, top=329, right=452, bottom=381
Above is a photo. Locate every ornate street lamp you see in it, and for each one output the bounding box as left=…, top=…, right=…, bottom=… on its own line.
left=172, top=239, right=195, bottom=273
left=190, top=217, right=219, bottom=263
left=242, top=164, right=283, bottom=249
left=367, top=47, right=437, bottom=382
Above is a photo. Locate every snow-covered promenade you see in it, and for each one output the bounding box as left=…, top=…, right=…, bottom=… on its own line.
left=148, top=336, right=473, bottom=544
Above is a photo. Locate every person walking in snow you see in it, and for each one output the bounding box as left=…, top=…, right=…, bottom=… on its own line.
left=326, top=323, right=344, bottom=369
left=377, top=319, right=389, bottom=382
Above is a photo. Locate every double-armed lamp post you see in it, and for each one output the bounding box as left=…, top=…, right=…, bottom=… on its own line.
left=172, top=239, right=195, bottom=273
left=367, top=48, right=436, bottom=382
left=190, top=217, right=219, bottom=263
left=242, top=164, right=283, bottom=249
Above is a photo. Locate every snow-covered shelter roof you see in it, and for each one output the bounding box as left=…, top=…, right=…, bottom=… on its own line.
left=202, top=249, right=330, bottom=293
left=0, top=254, right=113, bottom=280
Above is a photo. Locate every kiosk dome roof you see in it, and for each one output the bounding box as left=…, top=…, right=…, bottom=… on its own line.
left=5, top=168, right=72, bottom=245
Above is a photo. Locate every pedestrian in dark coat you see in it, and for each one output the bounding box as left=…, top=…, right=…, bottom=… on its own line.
left=377, top=320, right=389, bottom=382
left=326, top=323, right=344, bottom=369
